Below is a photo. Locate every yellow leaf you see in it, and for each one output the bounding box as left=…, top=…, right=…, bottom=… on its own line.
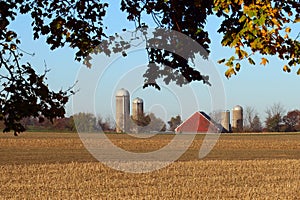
left=284, top=34, right=288, bottom=39
left=225, top=67, right=236, bottom=78
left=260, top=58, right=269, bottom=66
left=285, top=27, right=291, bottom=33
left=291, top=53, right=295, bottom=59
left=297, top=68, right=300, bottom=75
left=271, top=18, right=278, bottom=25
left=235, top=63, right=241, bottom=72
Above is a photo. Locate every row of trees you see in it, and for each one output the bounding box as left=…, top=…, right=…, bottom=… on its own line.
left=0, top=113, right=114, bottom=133
left=243, top=103, right=300, bottom=132
left=4, top=112, right=182, bottom=133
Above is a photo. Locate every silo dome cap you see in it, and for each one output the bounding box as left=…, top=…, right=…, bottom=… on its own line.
left=133, top=97, right=143, bottom=103
left=233, top=105, right=243, bottom=111
left=116, top=88, right=130, bottom=96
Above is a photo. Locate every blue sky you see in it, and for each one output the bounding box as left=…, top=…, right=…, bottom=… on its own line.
left=9, top=2, right=300, bottom=124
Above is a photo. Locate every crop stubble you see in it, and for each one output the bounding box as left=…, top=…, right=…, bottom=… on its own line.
left=0, top=132, right=300, bottom=199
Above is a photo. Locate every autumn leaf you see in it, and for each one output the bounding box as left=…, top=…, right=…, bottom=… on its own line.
left=285, top=27, right=291, bottom=33
left=217, top=58, right=226, bottom=64
left=283, top=65, right=291, bottom=73
left=297, top=68, right=300, bottom=75
left=248, top=57, right=255, bottom=65
left=10, top=44, right=17, bottom=51
left=235, top=63, right=241, bottom=71
left=260, top=58, right=269, bottom=66
left=225, top=67, right=236, bottom=78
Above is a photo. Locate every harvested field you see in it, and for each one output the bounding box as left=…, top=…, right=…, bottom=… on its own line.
left=0, top=132, right=300, bottom=199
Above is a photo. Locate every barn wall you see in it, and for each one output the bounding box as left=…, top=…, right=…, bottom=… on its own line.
left=175, top=112, right=220, bottom=133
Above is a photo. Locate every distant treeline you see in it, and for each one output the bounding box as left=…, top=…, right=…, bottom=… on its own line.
left=0, top=112, right=181, bottom=133
left=0, top=113, right=113, bottom=133
left=242, top=104, right=300, bottom=133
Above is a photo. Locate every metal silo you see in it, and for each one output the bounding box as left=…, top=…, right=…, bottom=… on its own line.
left=232, top=105, right=243, bottom=132
left=132, top=97, right=144, bottom=121
left=221, top=110, right=230, bottom=132
left=116, top=88, right=130, bottom=133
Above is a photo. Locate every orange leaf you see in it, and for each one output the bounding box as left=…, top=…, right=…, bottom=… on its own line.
left=260, top=58, right=269, bottom=66
left=283, top=65, right=291, bottom=73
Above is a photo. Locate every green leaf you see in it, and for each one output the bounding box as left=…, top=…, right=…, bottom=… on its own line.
left=239, top=15, right=247, bottom=23
left=258, top=15, right=266, bottom=26
left=249, top=10, right=257, bottom=18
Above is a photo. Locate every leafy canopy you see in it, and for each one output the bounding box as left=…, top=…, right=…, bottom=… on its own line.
left=0, top=0, right=299, bottom=134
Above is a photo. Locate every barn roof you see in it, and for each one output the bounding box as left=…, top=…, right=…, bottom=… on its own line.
left=175, top=111, right=228, bottom=133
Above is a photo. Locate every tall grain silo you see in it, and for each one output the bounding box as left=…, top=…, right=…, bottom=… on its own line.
left=116, top=88, right=130, bottom=133
left=132, top=97, right=144, bottom=121
left=221, top=110, right=230, bottom=132
left=232, top=105, right=243, bottom=132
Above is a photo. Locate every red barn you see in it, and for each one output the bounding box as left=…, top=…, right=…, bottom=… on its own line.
left=175, top=111, right=228, bottom=133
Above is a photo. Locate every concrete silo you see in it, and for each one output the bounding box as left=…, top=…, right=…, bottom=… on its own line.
left=116, top=88, right=130, bottom=133
left=132, top=97, right=144, bottom=121
left=221, top=110, right=230, bottom=132
left=232, top=105, right=243, bottom=132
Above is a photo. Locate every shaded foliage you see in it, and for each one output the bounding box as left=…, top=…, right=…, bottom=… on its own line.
left=143, top=112, right=166, bottom=132
left=0, top=54, right=71, bottom=135
left=243, top=106, right=262, bottom=132
left=131, top=113, right=151, bottom=127
left=131, top=112, right=166, bottom=133
left=19, top=116, right=76, bottom=132
left=250, top=115, right=263, bottom=132
left=265, top=114, right=282, bottom=132
left=98, top=116, right=115, bottom=132
left=20, top=113, right=116, bottom=133
left=265, top=103, right=285, bottom=132
left=168, top=115, right=182, bottom=131
left=72, top=112, right=97, bottom=133
left=283, top=110, right=300, bottom=132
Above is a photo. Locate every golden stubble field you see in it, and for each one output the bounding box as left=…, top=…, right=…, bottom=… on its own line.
left=1, top=132, right=300, bottom=199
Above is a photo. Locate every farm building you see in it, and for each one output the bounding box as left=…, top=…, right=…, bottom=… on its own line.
left=175, top=111, right=229, bottom=133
